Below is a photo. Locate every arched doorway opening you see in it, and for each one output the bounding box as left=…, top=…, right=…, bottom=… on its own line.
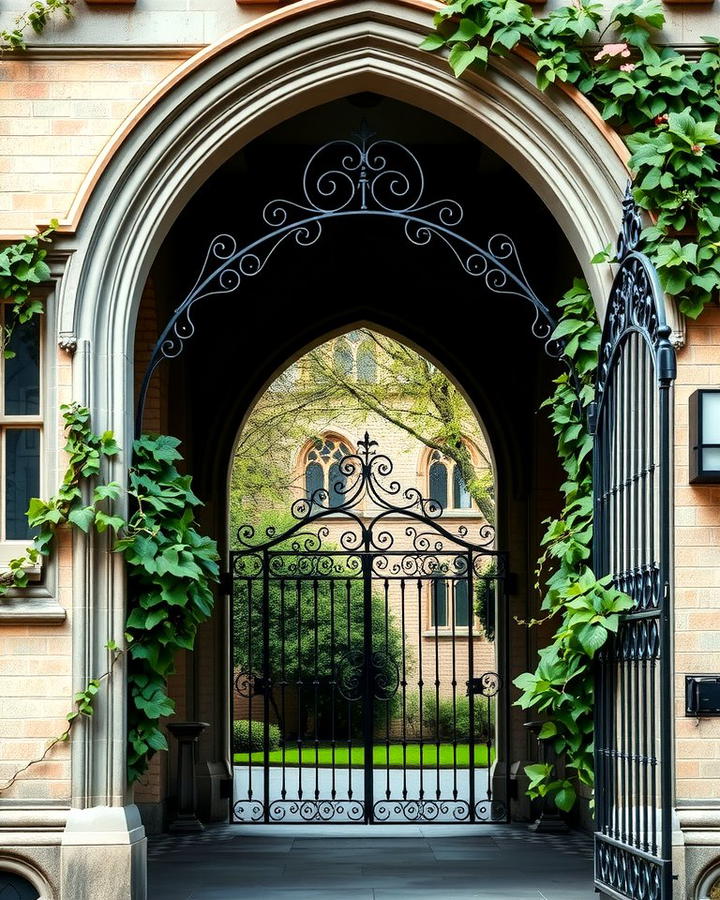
left=228, top=325, right=505, bottom=825
left=131, top=94, right=576, bottom=833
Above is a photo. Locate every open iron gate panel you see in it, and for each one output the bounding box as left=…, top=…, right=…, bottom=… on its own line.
left=230, top=435, right=509, bottom=825
left=591, top=188, right=676, bottom=900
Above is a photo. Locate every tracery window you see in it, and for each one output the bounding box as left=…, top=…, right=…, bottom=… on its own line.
left=304, top=436, right=351, bottom=508
left=427, top=449, right=473, bottom=510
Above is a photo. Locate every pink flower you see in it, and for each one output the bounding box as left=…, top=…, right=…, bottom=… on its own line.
left=620, top=63, right=636, bottom=72
left=594, top=43, right=632, bottom=61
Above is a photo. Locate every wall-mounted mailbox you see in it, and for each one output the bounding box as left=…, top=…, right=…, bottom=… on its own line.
left=685, top=676, right=720, bottom=716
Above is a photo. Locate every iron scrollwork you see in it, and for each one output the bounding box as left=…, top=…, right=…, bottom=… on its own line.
left=234, top=433, right=497, bottom=555
left=136, top=125, right=561, bottom=435
left=335, top=648, right=400, bottom=702
left=373, top=799, right=471, bottom=823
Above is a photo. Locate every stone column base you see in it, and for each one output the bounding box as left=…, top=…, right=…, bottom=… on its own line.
left=61, top=805, right=146, bottom=900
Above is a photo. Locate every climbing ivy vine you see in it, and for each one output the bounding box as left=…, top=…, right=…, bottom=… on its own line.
left=1, top=0, right=73, bottom=50
left=119, top=435, right=219, bottom=783
left=422, top=0, right=717, bottom=813
left=511, top=282, right=634, bottom=811
left=422, top=0, right=720, bottom=319
left=0, top=398, right=218, bottom=789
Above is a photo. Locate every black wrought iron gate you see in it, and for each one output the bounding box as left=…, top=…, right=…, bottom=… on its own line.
left=591, top=189, right=676, bottom=899
left=231, top=435, right=508, bottom=824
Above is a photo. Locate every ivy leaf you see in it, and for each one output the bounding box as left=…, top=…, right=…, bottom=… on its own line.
left=538, top=721, right=558, bottom=739
left=577, top=622, right=608, bottom=656
left=68, top=506, right=96, bottom=534
left=94, top=482, right=122, bottom=502
left=419, top=33, right=445, bottom=51
left=554, top=785, right=577, bottom=812
left=448, top=43, right=489, bottom=77
left=94, top=511, right=125, bottom=534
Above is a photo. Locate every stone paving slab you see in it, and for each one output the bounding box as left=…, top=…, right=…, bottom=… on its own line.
left=148, top=823, right=595, bottom=899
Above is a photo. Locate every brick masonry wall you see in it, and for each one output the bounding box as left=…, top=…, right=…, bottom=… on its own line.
left=0, top=348, right=74, bottom=802
left=674, top=308, right=720, bottom=801
left=0, top=59, right=182, bottom=235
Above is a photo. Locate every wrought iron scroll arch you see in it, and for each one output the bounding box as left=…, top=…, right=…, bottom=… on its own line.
left=135, top=123, right=564, bottom=437
left=232, top=432, right=502, bottom=561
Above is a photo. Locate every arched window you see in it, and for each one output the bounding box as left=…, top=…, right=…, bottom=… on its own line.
left=429, top=452, right=448, bottom=507
left=427, top=447, right=475, bottom=511
left=303, top=437, right=351, bottom=508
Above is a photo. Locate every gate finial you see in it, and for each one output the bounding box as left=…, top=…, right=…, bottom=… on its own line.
left=616, top=181, right=643, bottom=261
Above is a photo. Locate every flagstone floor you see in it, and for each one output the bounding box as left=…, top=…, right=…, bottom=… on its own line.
left=147, top=823, right=595, bottom=899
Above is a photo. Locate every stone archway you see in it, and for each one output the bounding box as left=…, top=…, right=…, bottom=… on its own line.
left=52, top=1, right=631, bottom=890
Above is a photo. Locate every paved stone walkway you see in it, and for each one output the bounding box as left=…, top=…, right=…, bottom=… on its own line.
left=147, top=824, right=595, bottom=899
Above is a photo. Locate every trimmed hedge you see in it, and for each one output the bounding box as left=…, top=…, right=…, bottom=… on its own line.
left=233, top=719, right=281, bottom=753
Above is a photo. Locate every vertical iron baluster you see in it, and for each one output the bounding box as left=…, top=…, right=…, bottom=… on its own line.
left=296, top=578, right=303, bottom=801
left=451, top=566, right=458, bottom=802
left=313, top=577, right=320, bottom=801
left=468, top=558, right=476, bottom=823
left=400, top=577, right=408, bottom=801
left=434, top=573, right=441, bottom=802
left=417, top=578, right=424, bottom=802
left=262, top=552, right=271, bottom=823
left=620, top=652, right=627, bottom=844
left=247, top=576, right=254, bottom=808
left=362, top=550, right=374, bottom=823
left=384, top=578, right=391, bottom=802
left=280, top=578, right=287, bottom=801
left=642, top=650, right=649, bottom=851
left=330, top=579, right=337, bottom=801
left=346, top=578, right=353, bottom=804
left=650, top=652, right=658, bottom=856
left=658, top=329, right=674, bottom=898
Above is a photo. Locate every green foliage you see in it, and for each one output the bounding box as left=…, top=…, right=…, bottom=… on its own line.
left=233, top=513, right=403, bottom=739
left=424, top=0, right=720, bottom=318
left=0, top=223, right=54, bottom=361
left=118, top=434, right=220, bottom=783
left=511, top=281, right=633, bottom=811
left=422, top=694, right=494, bottom=742
left=1, top=0, right=73, bottom=50
left=0, top=402, right=124, bottom=592
left=233, top=720, right=281, bottom=753
left=474, top=560, right=496, bottom=640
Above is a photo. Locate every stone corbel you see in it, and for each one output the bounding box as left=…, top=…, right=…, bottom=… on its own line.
left=58, top=333, right=78, bottom=354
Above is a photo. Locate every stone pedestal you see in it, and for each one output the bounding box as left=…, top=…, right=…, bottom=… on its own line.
left=167, top=722, right=209, bottom=834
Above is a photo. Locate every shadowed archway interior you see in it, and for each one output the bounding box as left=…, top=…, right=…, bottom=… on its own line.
left=133, top=95, right=579, bottom=827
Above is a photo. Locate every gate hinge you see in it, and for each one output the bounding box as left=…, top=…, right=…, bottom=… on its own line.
left=220, top=571, right=233, bottom=595
left=587, top=401, right=598, bottom=436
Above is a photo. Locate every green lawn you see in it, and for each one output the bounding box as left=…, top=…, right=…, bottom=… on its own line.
left=233, top=742, right=491, bottom=768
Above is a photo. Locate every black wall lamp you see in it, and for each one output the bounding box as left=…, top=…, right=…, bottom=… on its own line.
left=690, top=389, right=720, bottom=483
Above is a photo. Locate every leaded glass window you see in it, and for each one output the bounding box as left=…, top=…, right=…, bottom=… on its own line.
left=303, top=437, right=351, bottom=508
left=2, top=307, right=41, bottom=542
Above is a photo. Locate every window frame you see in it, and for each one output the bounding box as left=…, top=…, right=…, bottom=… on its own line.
left=0, top=286, right=63, bottom=622
left=301, top=434, right=354, bottom=510
left=0, top=302, right=44, bottom=556
left=427, top=574, right=476, bottom=634
left=425, top=446, right=480, bottom=514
